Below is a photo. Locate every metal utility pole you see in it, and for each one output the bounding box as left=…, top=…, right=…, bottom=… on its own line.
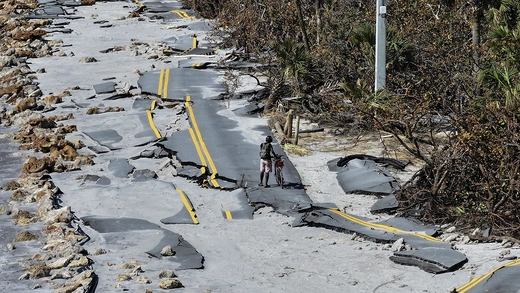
left=375, top=0, right=387, bottom=92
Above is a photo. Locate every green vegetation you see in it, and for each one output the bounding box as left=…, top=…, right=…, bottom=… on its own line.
left=184, top=0, right=520, bottom=240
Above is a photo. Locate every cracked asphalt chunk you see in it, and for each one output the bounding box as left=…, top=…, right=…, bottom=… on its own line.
left=84, top=129, right=123, bottom=150
left=335, top=159, right=399, bottom=195
left=82, top=216, right=204, bottom=270
left=390, top=248, right=467, bottom=274
left=93, top=81, right=117, bottom=94
left=108, top=158, right=135, bottom=178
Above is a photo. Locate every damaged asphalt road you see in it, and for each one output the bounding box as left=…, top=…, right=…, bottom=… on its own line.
left=12, top=0, right=520, bottom=292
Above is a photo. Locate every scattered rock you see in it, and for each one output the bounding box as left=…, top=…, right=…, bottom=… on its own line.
left=159, top=270, right=176, bottom=279
left=27, top=262, right=51, bottom=279
left=93, top=248, right=107, bottom=255
left=116, top=273, right=132, bottom=282
left=22, top=156, right=54, bottom=174
left=13, top=97, right=36, bottom=113
left=3, top=180, right=21, bottom=190
left=68, top=256, right=90, bottom=268
left=78, top=56, right=98, bottom=63
left=44, top=206, right=73, bottom=224
left=159, top=278, right=183, bottom=289
left=43, top=95, right=63, bottom=105
left=13, top=230, right=38, bottom=242
left=86, top=106, right=125, bottom=115
left=136, top=276, right=151, bottom=284
left=11, top=189, right=29, bottom=201
left=12, top=210, right=37, bottom=226
left=160, top=245, right=176, bottom=256
left=47, top=255, right=74, bottom=269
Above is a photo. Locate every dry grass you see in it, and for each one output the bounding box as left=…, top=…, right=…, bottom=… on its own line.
left=283, top=143, right=312, bottom=156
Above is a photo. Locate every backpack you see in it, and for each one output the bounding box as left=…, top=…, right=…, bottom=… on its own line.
left=260, top=143, right=270, bottom=159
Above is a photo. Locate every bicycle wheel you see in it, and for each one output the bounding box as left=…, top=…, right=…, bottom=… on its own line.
left=276, top=166, right=284, bottom=188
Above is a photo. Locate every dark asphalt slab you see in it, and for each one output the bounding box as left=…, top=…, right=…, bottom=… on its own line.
left=82, top=216, right=204, bottom=269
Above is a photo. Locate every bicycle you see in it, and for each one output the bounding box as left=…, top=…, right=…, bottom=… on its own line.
left=273, top=154, right=285, bottom=188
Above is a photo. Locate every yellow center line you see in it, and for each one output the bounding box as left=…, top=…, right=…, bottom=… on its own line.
left=185, top=96, right=220, bottom=188
left=163, top=68, right=170, bottom=99
left=171, top=10, right=185, bottom=18
left=146, top=109, right=161, bottom=139
left=188, top=128, right=208, bottom=168
left=225, top=210, right=233, bottom=220
left=150, top=99, right=156, bottom=110
left=328, top=208, right=441, bottom=242
left=157, top=69, right=170, bottom=99
left=178, top=189, right=199, bottom=224
left=157, top=69, right=165, bottom=96
left=171, top=10, right=195, bottom=20
left=456, top=258, right=520, bottom=292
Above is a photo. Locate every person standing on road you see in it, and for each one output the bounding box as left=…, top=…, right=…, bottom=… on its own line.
left=259, top=135, right=277, bottom=187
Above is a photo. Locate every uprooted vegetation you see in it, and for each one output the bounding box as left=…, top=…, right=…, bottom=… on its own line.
left=183, top=0, right=520, bottom=240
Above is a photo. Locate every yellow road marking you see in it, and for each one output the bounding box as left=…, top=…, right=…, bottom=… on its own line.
left=178, top=189, right=199, bottom=224
left=225, top=210, right=233, bottom=220
left=150, top=99, right=156, bottom=110
left=157, top=69, right=170, bottom=99
left=180, top=48, right=191, bottom=55
left=185, top=96, right=220, bottom=188
left=163, top=69, right=170, bottom=99
left=328, top=208, right=442, bottom=242
left=456, top=258, right=520, bottom=292
left=192, top=62, right=200, bottom=67
left=146, top=109, right=161, bottom=139
left=158, top=69, right=164, bottom=96
left=192, top=35, right=197, bottom=48
left=171, top=10, right=194, bottom=20
left=188, top=128, right=208, bottom=167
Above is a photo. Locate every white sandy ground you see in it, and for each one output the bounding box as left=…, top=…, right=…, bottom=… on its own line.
left=2, top=1, right=518, bottom=293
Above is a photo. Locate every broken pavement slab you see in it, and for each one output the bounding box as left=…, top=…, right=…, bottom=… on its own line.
left=82, top=216, right=204, bottom=269
left=247, top=187, right=313, bottom=215
left=93, top=81, right=117, bottom=94
left=456, top=259, right=520, bottom=292
left=293, top=207, right=467, bottom=273
left=161, top=189, right=199, bottom=225
left=108, top=158, right=135, bottom=178
left=371, top=194, right=399, bottom=214
left=138, top=68, right=225, bottom=100
left=333, top=158, right=400, bottom=195
left=220, top=189, right=255, bottom=220
left=390, top=248, right=467, bottom=274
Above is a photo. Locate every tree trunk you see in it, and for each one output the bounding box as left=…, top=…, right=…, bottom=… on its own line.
left=472, top=0, right=483, bottom=96
left=264, top=77, right=284, bottom=114
left=315, top=0, right=323, bottom=45
left=295, top=0, right=311, bottom=52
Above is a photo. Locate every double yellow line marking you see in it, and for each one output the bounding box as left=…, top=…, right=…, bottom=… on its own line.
left=178, top=189, right=199, bottom=224
left=185, top=96, right=219, bottom=188
left=157, top=68, right=170, bottom=99
left=456, top=258, right=520, bottom=292
left=171, top=10, right=196, bottom=20
left=328, top=208, right=442, bottom=243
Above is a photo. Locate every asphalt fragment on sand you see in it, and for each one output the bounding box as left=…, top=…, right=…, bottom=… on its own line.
left=82, top=216, right=204, bottom=269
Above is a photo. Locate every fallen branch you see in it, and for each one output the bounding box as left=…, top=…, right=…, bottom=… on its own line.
left=299, top=128, right=324, bottom=133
